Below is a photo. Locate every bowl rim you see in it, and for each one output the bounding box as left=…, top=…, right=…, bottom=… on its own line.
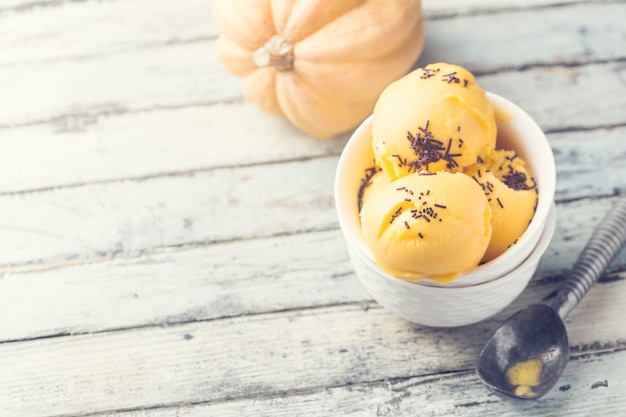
left=334, top=91, right=556, bottom=287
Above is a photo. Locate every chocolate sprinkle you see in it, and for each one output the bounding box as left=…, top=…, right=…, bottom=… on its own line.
left=357, top=165, right=381, bottom=211
left=420, top=68, right=439, bottom=79
left=442, top=71, right=460, bottom=84
left=390, top=207, right=403, bottom=224
left=503, top=171, right=536, bottom=191
left=405, top=121, right=462, bottom=171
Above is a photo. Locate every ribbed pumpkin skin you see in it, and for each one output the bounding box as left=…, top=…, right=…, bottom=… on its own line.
left=213, top=0, right=424, bottom=139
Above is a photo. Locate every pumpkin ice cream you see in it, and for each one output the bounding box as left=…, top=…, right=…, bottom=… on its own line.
left=371, top=62, right=496, bottom=179
left=359, top=171, right=492, bottom=284
left=358, top=63, right=538, bottom=283
left=464, top=150, right=538, bottom=262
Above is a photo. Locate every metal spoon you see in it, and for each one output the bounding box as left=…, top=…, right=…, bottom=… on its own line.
left=476, top=195, right=626, bottom=399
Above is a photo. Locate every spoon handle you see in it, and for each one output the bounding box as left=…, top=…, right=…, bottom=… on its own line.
left=551, top=195, right=626, bottom=319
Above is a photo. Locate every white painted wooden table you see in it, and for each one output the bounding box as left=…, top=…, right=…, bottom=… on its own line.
left=1, top=1, right=625, bottom=416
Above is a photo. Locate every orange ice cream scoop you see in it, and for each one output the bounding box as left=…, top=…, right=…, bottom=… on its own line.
left=359, top=171, right=492, bottom=283
left=465, top=149, right=538, bottom=262
left=371, top=63, right=497, bottom=180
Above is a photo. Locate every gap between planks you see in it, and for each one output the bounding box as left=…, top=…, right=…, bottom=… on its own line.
left=0, top=192, right=623, bottom=274
left=0, top=296, right=626, bottom=416
left=1, top=120, right=624, bottom=197
left=93, top=347, right=626, bottom=417
left=1, top=3, right=624, bottom=128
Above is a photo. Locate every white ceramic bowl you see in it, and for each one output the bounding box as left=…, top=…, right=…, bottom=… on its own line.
left=335, top=92, right=556, bottom=326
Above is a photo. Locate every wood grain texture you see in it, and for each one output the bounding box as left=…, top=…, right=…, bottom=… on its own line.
left=1, top=0, right=625, bottom=416
left=1, top=3, right=623, bottom=128
left=0, top=229, right=365, bottom=342
left=0, top=0, right=217, bottom=67
left=2, top=197, right=626, bottom=342
left=2, top=139, right=625, bottom=268
left=0, top=275, right=624, bottom=416
left=0, top=41, right=238, bottom=127
left=418, top=2, right=626, bottom=72
left=0, top=156, right=339, bottom=267
left=2, top=57, right=623, bottom=195
left=97, top=349, right=626, bottom=417
left=0, top=272, right=626, bottom=417
left=0, top=101, right=346, bottom=193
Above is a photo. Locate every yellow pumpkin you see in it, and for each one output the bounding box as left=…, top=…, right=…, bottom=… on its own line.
left=213, top=0, right=424, bottom=139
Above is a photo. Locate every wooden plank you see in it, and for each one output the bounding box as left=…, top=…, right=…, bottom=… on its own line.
left=0, top=0, right=590, bottom=15
left=0, top=0, right=62, bottom=11
left=0, top=40, right=241, bottom=127
left=0, top=275, right=623, bottom=416
left=421, top=0, right=596, bottom=17
left=0, top=0, right=217, bottom=67
left=0, top=229, right=367, bottom=342
left=98, top=349, right=626, bottom=417
left=542, top=197, right=626, bottom=274
left=2, top=196, right=626, bottom=342
left=1, top=63, right=624, bottom=194
left=0, top=156, right=339, bottom=267
left=478, top=62, right=626, bottom=132
left=1, top=4, right=623, bottom=127
left=0, top=0, right=596, bottom=67
left=0, top=102, right=348, bottom=194
left=418, top=2, right=626, bottom=73
left=2, top=130, right=626, bottom=268
left=551, top=125, right=626, bottom=202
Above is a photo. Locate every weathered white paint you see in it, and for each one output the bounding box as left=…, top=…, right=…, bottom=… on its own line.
left=0, top=101, right=347, bottom=193
left=97, top=349, right=626, bottom=417
left=1, top=211, right=624, bottom=343
left=421, top=0, right=595, bottom=16
left=1, top=0, right=624, bottom=416
left=0, top=229, right=365, bottom=341
left=0, top=0, right=218, bottom=67
left=0, top=40, right=240, bottom=127
left=420, top=2, right=625, bottom=69
left=0, top=277, right=624, bottom=416
left=1, top=3, right=622, bottom=128
left=2, top=195, right=626, bottom=342
left=479, top=62, right=626, bottom=132
left=1, top=153, right=625, bottom=268
left=0, top=156, right=340, bottom=266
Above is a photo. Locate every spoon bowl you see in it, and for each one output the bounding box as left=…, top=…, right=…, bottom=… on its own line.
left=476, top=304, right=568, bottom=399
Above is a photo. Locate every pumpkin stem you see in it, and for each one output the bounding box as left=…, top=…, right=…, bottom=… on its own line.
left=253, top=35, right=293, bottom=71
